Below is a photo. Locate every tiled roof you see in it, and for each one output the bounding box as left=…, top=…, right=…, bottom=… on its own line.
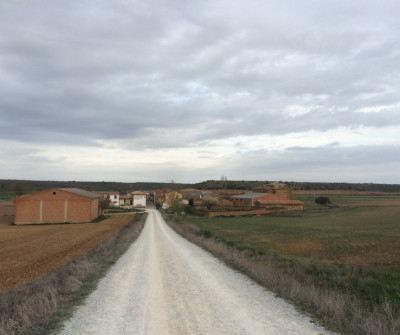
left=132, top=191, right=147, bottom=195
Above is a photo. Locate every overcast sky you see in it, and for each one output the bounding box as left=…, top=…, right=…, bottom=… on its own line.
left=1, top=0, right=400, bottom=184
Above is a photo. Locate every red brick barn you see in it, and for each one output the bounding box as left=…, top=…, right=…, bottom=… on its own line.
left=14, top=188, right=102, bottom=224
left=232, top=193, right=303, bottom=211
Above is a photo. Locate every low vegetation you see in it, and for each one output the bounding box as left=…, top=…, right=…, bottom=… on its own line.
left=315, top=196, right=331, bottom=205
left=0, top=213, right=147, bottom=335
left=164, top=201, right=400, bottom=335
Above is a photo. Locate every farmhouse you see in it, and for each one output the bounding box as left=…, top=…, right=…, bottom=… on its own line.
left=232, top=182, right=304, bottom=211
left=232, top=193, right=272, bottom=207
left=180, top=188, right=203, bottom=205
left=119, top=194, right=132, bottom=207
left=254, top=182, right=292, bottom=199
left=93, top=191, right=120, bottom=207
left=132, top=191, right=147, bottom=207
left=14, top=188, right=102, bottom=224
left=154, top=189, right=168, bottom=206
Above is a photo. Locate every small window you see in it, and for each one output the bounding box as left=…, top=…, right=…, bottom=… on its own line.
left=53, top=192, right=56, bottom=195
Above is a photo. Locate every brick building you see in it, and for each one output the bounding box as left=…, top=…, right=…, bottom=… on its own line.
left=14, top=188, right=102, bottom=224
left=253, top=182, right=292, bottom=200
left=232, top=192, right=303, bottom=211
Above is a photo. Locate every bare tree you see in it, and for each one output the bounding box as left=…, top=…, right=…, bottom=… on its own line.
left=166, top=191, right=183, bottom=215
left=220, top=175, right=228, bottom=189
left=99, top=195, right=111, bottom=215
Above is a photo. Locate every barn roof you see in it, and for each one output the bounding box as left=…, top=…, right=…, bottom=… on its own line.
left=93, top=191, right=120, bottom=195
left=60, top=188, right=102, bottom=199
left=232, top=193, right=267, bottom=199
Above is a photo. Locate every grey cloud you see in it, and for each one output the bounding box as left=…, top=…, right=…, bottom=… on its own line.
left=1, top=0, right=399, bottom=149
left=221, top=144, right=400, bottom=183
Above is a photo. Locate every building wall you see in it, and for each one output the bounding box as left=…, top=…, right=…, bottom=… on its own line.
left=165, top=191, right=182, bottom=207
left=233, top=196, right=264, bottom=206
left=110, top=194, right=120, bottom=207
left=273, top=188, right=291, bottom=200
left=15, top=198, right=41, bottom=223
left=186, top=206, right=286, bottom=218
left=15, top=189, right=100, bottom=224
left=133, top=195, right=146, bottom=207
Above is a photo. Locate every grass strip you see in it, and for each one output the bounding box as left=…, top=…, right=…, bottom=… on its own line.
left=164, top=213, right=400, bottom=335
left=0, top=213, right=147, bottom=335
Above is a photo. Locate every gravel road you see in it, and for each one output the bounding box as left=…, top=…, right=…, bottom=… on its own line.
left=59, top=209, right=335, bottom=335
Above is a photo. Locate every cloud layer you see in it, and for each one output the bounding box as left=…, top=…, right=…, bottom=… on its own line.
left=1, top=0, right=399, bottom=183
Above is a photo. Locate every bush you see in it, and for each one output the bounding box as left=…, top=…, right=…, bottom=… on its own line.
left=315, top=196, right=331, bottom=205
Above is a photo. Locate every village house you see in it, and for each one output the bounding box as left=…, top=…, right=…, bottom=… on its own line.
left=154, top=189, right=168, bottom=207
left=14, top=188, right=102, bottom=224
left=201, top=193, right=219, bottom=204
left=119, top=194, right=132, bottom=207
left=231, top=193, right=272, bottom=207
left=132, top=191, right=147, bottom=207
left=254, top=182, right=292, bottom=199
left=165, top=191, right=182, bottom=208
left=93, top=191, right=120, bottom=207
left=179, top=188, right=203, bottom=205
left=119, top=191, right=147, bottom=208
left=232, top=183, right=303, bottom=211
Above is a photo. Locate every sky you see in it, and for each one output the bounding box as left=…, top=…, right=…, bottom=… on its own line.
left=1, top=0, right=400, bottom=184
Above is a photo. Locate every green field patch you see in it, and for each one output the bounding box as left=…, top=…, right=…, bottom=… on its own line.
left=184, top=205, right=400, bottom=311
left=185, top=206, right=400, bottom=264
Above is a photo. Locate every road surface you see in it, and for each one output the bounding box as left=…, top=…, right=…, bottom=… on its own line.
left=59, top=209, right=334, bottom=335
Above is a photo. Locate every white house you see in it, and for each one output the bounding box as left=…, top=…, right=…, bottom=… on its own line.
left=132, top=191, right=147, bottom=207
left=94, top=191, right=120, bottom=207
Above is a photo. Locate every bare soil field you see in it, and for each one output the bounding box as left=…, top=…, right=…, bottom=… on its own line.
left=0, top=213, right=135, bottom=291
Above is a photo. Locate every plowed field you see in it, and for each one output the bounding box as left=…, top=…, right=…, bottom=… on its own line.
left=0, top=213, right=135, bottom=291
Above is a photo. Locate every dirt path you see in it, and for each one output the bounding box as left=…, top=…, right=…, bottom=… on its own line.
left=0, top=214, right=134, bottom=291
left=59, top=209, right=334, bottom=334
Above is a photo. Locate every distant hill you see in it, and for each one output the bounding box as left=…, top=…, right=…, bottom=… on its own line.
left=1, top=179, right=400, bottom=199
left=0, top=179, right=189, bottom=197
left=194, top=180, right=400, bottom=193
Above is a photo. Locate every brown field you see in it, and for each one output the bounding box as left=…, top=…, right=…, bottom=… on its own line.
left=0, top=206, right=135, bottom=292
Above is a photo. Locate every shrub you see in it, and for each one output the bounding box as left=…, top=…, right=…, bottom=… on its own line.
left=315, top=196, right=331, bottom=205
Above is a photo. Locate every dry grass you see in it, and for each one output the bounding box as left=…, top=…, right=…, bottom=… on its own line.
left=0, top=213, right=146, bottom=335
left=165, top=215, right=400, bottom=335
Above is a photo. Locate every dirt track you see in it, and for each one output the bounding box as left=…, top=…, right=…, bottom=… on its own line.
left=60, top=210, right=334, bottom=335
left=0, top=214, right=134, bottom=291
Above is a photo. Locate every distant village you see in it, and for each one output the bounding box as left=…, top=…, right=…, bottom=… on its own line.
left=13, top=182, right=304, bottom=224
